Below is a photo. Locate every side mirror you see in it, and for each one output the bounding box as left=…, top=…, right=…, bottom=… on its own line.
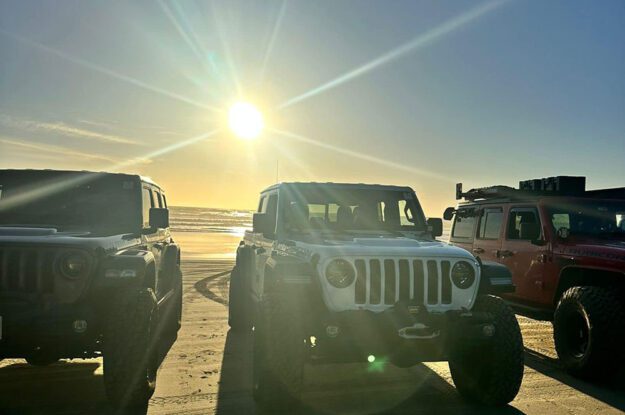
left=253, top=213, right=274, bottom=235
left=427, top=218, right=443, bottom=238
left=443, top=207, right=455, bottom=221
left=149, top=208, right=169, bottom=229
left=519, top=222, right=540, bottom=241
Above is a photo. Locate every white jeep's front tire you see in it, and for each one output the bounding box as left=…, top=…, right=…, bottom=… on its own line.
left=449, top=295, right=524, bottom=406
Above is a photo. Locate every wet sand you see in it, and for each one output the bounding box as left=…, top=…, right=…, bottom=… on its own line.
left=1, top=232, right=624, bottom=414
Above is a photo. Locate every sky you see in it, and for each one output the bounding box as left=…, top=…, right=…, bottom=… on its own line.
left=0, top=0, right=623, bottom=216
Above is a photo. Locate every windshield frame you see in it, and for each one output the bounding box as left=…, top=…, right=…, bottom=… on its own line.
left=0, top=172, right=143, bottom=235
left=276, top=185, right=428, bottom=238
left=545, top=198, right=625, bottom=238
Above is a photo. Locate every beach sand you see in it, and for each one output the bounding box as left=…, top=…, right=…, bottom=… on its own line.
left=1, top=231, right=624, bottom=414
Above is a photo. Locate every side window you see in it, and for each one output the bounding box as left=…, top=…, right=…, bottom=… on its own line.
left=142, top=187, right=154, bottom=227
left=478, top=208, right=503, bottom=240
left=552, top=213, right=570, bottom=231
left=508, top=208, right=540, bottom=240
left=451, top=209, right=477, bottom=240
left=258, top=196, right=267, bottom=213
left=264, top=194, right=278, bottom=236
left=162, top=193, right=168, bottom=208
left=155, top=190, right=163, bottom=208
left=398, top=200, right=413, bottom=226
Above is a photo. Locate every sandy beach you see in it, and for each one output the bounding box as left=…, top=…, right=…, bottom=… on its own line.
left=1, top=230, right=624, bottom=415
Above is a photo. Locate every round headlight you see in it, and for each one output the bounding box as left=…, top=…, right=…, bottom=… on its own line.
left=451, top=261, right=475, bottom=289
left=325, top=259, right=356, bottom=288
left=59, top=253, right=89, bottom=279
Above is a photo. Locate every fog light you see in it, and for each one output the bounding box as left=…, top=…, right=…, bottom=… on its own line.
left=482, top=324, right=495, bottom=337
left=326, top=325, right=340, bottom=338
left=73, top=320, right=88, bottom=333
left=367, top=355, right=376, bottom=363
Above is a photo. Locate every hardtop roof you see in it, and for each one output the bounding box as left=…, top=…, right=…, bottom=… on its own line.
left=0, top=169, right=163, bottom=190
left=260, top=182, right=414, bottom=194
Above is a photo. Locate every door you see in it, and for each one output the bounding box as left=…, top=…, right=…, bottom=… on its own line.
left=500, top=207, right=548, bottom=304
left=472, top=207, right=504, bottom=263
left=449, top=207, right=478, bottom=253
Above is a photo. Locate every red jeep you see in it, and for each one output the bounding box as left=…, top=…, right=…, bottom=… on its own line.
left=445, top=176, right=625, bottom=378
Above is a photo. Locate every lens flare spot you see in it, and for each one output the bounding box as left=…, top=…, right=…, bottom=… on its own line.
left=228, top=102, right=264, bottom=139
left=367, top=355, right=376, bottom=363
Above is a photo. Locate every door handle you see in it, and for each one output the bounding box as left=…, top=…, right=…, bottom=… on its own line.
left=472, top=248, right=484, bottom=254
left=497, top=249, right=514, bottom=258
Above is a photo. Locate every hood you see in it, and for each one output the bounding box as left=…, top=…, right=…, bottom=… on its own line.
left=0, top=225, right=141, bottom=253
left=289, top=236, right=473, bottom=260
left=557, top=237, right=625, bottom=264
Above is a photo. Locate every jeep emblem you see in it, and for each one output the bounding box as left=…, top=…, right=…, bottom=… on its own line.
left=408, top=306, right=421, bottom=315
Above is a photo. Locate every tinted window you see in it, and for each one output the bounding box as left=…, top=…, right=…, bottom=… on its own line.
left=478, top=208, right=503, bottom=239
left=452, top=210, right=476, bottom=239
left=507, top=208, right=540, bottom=240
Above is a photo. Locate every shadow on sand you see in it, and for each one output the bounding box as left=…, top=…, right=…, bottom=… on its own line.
left=524, top=348, right=625, bottom=412
left=215, top=329, right=525, bottom=415
left=0, top=360, right=149, bottom=415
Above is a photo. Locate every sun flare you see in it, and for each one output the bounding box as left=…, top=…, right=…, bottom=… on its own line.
left=228, top=102, right=264, bottom=139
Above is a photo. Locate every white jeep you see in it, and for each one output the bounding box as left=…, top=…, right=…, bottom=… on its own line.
left=229, top=182, right=524, bottom=408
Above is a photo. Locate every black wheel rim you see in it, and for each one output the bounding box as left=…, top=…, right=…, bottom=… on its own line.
left=564, top=308, right=590, bottom=359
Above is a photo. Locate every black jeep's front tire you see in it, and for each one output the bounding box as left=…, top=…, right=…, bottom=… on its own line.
left=253, top=295, right=306, bottom=411
left=25, top=354, right=59, bottom=367
left=103, top=289, right=159, bottom=409
left=449, top=295, right=524, bottom=406
left=228, top=264, right=252, bottom=332
left=554, top=286, right=625, bottom=379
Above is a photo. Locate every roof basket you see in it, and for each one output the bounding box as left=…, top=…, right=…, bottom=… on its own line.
left=456, top=176, right=590, bottom=201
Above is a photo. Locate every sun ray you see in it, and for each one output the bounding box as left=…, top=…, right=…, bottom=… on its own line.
left=270, top=128, right=451, bottom=182
left=110, top=128, right=221, bottom=171
left=157, top=0, right=206, bottom=64
left=209, top=1, right=243, bottom=97
left=0, top=29, right=222, bottom=113
left=258, top=0, right=288, bottom=85
left=278, top=0, right=510, bottom=110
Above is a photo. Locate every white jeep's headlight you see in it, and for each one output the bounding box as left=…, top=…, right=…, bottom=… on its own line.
left=58, top=252, right=89, bottom=280
left=325, top=259, right=356, bottom=288
left=451, top=261, right=475, bottom=289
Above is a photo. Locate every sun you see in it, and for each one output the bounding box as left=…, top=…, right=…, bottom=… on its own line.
left=228, top=102, right=264, bottom=139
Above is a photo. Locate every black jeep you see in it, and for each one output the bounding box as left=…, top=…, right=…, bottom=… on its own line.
left=0, top=169, right=182, bottom=408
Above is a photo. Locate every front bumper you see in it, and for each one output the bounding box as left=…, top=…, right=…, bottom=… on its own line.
left=0, top=302, right=101, bottom=358
left=310, top=301, right=495, bottom=365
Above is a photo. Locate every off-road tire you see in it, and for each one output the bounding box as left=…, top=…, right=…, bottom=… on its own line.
left=103, top=289, right=159, bottom=409
left=25, top=354, right=59, bottom=367
left=253, top=294, right=306, bottom=411
left=449, top=295, right=524, bottom=406
left=228, top=264, right=252, bottom=332
left=167, top=265, right=183, bottom=337
left=554, top=286, right=625, bottom=379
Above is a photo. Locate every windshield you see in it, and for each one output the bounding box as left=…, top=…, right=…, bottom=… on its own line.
left=0, top=173, right=141, bottom=234
left=548, top=199, right=625, bottom=237
left=281, top=187, right=426, bottom=234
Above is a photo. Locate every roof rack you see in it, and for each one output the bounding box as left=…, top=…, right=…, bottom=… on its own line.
left=456, top=176, right=625, bottom=201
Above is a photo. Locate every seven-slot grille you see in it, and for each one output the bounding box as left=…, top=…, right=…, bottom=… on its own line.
left=0, top=247, right=57, bottom=294
left=353, top=258, right=453, bottom=306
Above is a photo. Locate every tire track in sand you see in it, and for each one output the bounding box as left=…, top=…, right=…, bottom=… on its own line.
left=193, top=270, right=231, bottom=307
